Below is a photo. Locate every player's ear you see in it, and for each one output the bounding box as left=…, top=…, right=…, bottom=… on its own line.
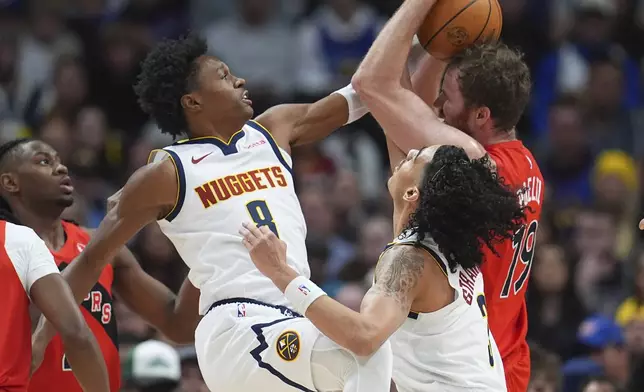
left=474, top=106, right=491, bottom=126
left=403, top=186, right=419, bottom=202
left=181, top=93, right=201, bottom=112
left=0, top=172, right=19, bottom=194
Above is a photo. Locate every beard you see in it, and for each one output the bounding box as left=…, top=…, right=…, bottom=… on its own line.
left=444, top=110, right=473, bottom=136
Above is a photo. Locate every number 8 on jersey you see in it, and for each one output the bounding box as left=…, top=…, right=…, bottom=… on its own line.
left=246, top=200, right=279, bottom=237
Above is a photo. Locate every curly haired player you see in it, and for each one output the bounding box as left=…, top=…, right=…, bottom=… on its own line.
left=350, top=0, right=545, bottom=390
left=242, top=145, right=526, bottom=391
left=32, top=35, right=395, bottom=392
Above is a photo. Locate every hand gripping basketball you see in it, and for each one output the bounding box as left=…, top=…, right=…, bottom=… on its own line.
left=240, top=222, right=288, bottom=278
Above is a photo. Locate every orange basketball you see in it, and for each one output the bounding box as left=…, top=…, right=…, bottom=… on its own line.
left=417, top=0, right=503, bottom=60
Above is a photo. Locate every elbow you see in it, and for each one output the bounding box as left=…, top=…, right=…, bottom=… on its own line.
left=352, top=72, right=397, bottom=103
left=349, top=338, right=381, bottom=357
left=58, top=321, right=93, bottom=347
left=346, top=323, right=385, bottom=357
left=351, top=72, right=378, bottom=97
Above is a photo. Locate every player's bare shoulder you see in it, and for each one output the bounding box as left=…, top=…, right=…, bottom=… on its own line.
left=111, top=156, right=177, bottom=220
left=372, top=245, right=427, bottom=308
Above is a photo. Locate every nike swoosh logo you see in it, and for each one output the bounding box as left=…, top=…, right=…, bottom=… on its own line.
left=191, top=152, right=213, bottom=164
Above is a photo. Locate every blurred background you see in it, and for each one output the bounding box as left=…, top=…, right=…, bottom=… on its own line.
left=1, top=0, right=644, bottom=391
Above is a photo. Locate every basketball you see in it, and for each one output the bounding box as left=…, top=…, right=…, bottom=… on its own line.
left=417, top=0, right=503, bottom=60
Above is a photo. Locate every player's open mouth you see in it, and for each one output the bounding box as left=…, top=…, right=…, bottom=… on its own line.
left=60, top=176, right=74, bottom=194
left=242, top=90, right=252, bottom=106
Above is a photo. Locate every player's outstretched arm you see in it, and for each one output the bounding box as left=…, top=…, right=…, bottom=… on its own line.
left=25, top=230, right=109, bottom=391
left=32, top=159, right=178, bottom=361
left=241, top=223, right=425, bottom=357
left=253, top=84, right=368, bottom=154
left=113, top=250, right=200, bottom=344
left=352, top=0, right=485, bottom=159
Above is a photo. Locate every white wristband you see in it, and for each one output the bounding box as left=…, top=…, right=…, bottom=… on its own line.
left=284, top=276, right=327, bottom=316
left=333, top=83, right=369, bottom=125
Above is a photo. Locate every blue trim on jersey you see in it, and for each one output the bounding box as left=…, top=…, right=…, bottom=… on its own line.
left=173, top=131, right=246, bottom=156
left=250, top=318, right=316, bottom=392
left=245, top=121, right=294, bottom=178
left=207, top=297, right=302, bottom=318
left=164, top=149, right=186, bottom=222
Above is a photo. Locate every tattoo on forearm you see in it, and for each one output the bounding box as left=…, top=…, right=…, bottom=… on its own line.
left=371, top=246, right=425, bottom=308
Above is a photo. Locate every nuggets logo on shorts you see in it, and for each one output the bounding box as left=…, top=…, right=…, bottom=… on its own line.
left=276, top=330, right=300, bottom=361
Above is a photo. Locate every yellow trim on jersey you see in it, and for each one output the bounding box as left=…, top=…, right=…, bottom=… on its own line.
left=376, top=242, right=448, bottom=279
left=147, top=148, right=163, bottom=165
left=174, top=128, right=244, bottom=146
left=146, top=149, right=182, bottom=221
left=162, top=153, right=182, bottom=221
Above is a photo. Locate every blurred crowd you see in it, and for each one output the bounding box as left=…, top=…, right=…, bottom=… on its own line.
left=1, top=0, right=644, bottom=391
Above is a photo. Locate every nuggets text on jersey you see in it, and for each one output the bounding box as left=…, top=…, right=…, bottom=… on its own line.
left=195, top=166, right=288, bottom=208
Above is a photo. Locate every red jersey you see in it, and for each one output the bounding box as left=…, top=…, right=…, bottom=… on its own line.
left=484, top=141, right=544, bottom=392
left=0, top=221, right=60, bottom=392
left=28, top=221, right=120, bottom=392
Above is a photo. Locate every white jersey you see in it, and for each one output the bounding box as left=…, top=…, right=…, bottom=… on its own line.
left=149, top=120, right=308, bottom=314
left=386, top=231, right=507, bottom=392
left=2, top=221, right=60, bottom=297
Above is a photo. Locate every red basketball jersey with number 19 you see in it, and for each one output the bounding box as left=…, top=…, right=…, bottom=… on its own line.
left=483, top=141, right=543, bottom=392
left=28, top=221, right=120, bottom=392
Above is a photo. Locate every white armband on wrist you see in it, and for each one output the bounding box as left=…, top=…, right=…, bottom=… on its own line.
left=285, top=276, right=327, bottom=316
left=333, top=83, right=369, bottom=125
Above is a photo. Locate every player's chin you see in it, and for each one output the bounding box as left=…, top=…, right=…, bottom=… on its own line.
left=242, top=102, right=254, bottom=118
left=57, top=195, right=74, bottom=208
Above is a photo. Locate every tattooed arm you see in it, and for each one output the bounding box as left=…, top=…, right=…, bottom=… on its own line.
left=267, top=245, right=427, bottom=356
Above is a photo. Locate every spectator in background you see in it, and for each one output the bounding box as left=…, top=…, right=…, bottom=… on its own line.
left=562, top=315, right=629, bottom=392
left=0, top=31, right=20, bottom=121
left=592, top=150, right=639, bottom=260
left=176, top=346, right=209, bottom=392
left=538, top=94, right=595, bottom=210
left=88, top=23, right=148, bottom=135
left=203, top=0, right=294, bottom=113
left=528, top=343, right=562, bottom=392
left=295, top=0, right=384, bottom=96
left=123, top=340, right=181, bottom=392
left=299, top=186, right=355, bottom=281
left=39, top=116, right=73, bottom=163
left=24, top=54, right=88, bottom=130
left=580, top=376, right=618, bottom=392
left=616, top=252, right=644, bottom=328
left=573, top=208, right=624, bottom=316
left=531, top=0, right=640, bottom=136
left=334, top=215, right=391, bottom=283
left=583, top=59, right=644, bottom=157
left=329, top=170, right=363, bottom=242
left=528, top=244, right=587, bottom=361
left=334, top=282, right=366, bottom=312
left=14, top=5, right=82, bottom=119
